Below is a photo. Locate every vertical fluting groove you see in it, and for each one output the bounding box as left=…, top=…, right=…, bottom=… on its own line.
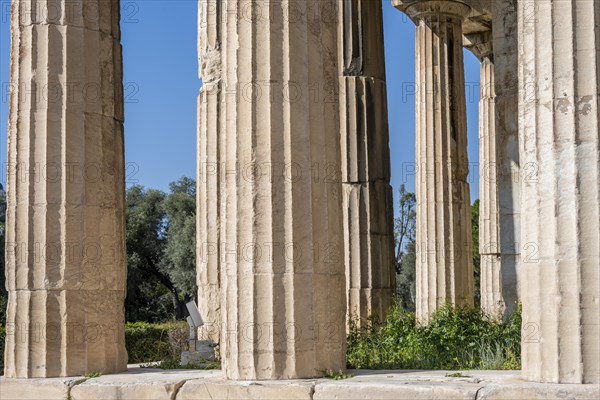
left=220, top=0, right=345, bottom=380
left=197, top=0, right=222, bottom=344
left=519, top=0, right=600, bottom=384
left=5, top=0, right=127, bottom=378
left=396, top=0, right=473, bottom=323
left=478, top=57, right=503, bottom=319
left=340, top=0, right=395, bottom=329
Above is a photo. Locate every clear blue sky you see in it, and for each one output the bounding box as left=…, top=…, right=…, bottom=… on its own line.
left=0, top=0, right=482, bottom=204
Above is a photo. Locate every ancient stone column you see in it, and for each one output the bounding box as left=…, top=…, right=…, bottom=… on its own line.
left=197, top=0, right=222, bottom=344
left=4, top=0, right=127, bottom=378
left=219, top=0, right=346, bottom=379
left=477, top=55, right=503, bottom=319
left=519, top=0, right=600, bottom=384
left=465, top=4, right=521, bottom=321
left=393, top=0, right=474, bottom=322
left=465, top=33, right=503, bottom=318
left=340, top=0, right=395, bottom=328
left=491, top=0, right=520, bottom=321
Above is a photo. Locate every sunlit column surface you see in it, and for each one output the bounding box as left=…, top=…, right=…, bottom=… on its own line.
left=519, top=0, right=600, bottom=384
left=393, top=0, right=474, bottom=323
left=4, top=0, right=127, bottom=378
left=219, top=0, right=346, bottom=379
left=197, top=0, right=222, bottom=344
left=477, top=54, right=503, bottom=319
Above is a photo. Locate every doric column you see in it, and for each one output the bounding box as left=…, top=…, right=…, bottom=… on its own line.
left=393, top=0, right=474, bottom=322
left=197, top=0, right=222, bottom=344
left=466, top=3, right=521, bottom=321
left=519, top=0, right=599, bottom=384
left=464, top=31, right=506, bottom=320
left=478, top=55, right=503, bottom=319
left=340, top=0, right=395, bottom=328
left=491, top=0, right=520, bottom=320
left=219, top=0, right=346, bottom=379
left=4, top=0, right=127, bottom=378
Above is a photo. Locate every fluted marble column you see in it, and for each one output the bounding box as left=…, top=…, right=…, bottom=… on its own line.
left=491, top=0, right=520, bottom=321
left=519, top=0, right=600, bottom=384
left=478, top=56, right=503, bottom=318
left=197, top=0, right=222, bottom=344
left=394, top=0, right=474, bottom=322
left=220, top=0, right=345, bottom=379
left=4, top=0, right=127, bottom=378
left=340, top=0, right=395, bottom=328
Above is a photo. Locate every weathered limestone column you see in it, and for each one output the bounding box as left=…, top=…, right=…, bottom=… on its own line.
left=491, top=0, right=520, bottom=320
left=197, top=0, right=221, bottom=344
left=393, top=0, right=474, bottom=322
left=477, top=55, right=503, bottom=319
left=519, top=0, right=600, bottom=384
left=340, top=0, right=395, bottom=328
left=4, top=0, right=127, bottom=377
left=220, top=0, right=346, bottom=379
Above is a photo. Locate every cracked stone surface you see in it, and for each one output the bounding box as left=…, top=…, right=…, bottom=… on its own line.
left=5, top=0, right=599, bottom=387
left=4, top=0, right=127, bottom=378
left=196, top=0, right=222, bottom=345
left=339, top=0, right=396, bottom=329
left=216, top=0, right=346, bottom=379
left=518, top=0, right=600, bottom=384
left=1, top=368, right=598, bottom=400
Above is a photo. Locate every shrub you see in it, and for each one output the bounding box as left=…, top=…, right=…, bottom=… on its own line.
left=347, top=303, right=522, bottom=371
left=0, top=322, right=202, bottom=372
left=125, top=321, right=188, bottom=364
left=0, top=325, right=4, bottom=375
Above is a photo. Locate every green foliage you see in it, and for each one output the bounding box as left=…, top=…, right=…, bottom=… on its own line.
left=125, top=321, right=188, bottom=364
left=84, top=372, right=102, bottom=378
left=394, top=184, right=416, bottom=268
left=446, top=372, right=471, bottom=378
left=125, top=177, right=197, bottom=322
left=347, top=303, right=522, bottom=371
left=396, top=241, right=416, bottom=311
left=126, top=186, right=176, bottom=322
left=0, top=325, right=5, bottom=374
left=127, top=320, right=219, bottom=370
left=323, top=369, right=353, bottom=380
left=394, top=185, right=417, bottom=311
left=0, top=296, right=6, bottom=329
left=161, top=178, right=197, bottom=300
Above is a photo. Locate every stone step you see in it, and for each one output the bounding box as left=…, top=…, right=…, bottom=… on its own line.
left=1, top=368, right=597, bottom=400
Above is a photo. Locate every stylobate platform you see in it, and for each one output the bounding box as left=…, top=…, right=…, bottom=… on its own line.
left=1, top=367, right=598, bottom=400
